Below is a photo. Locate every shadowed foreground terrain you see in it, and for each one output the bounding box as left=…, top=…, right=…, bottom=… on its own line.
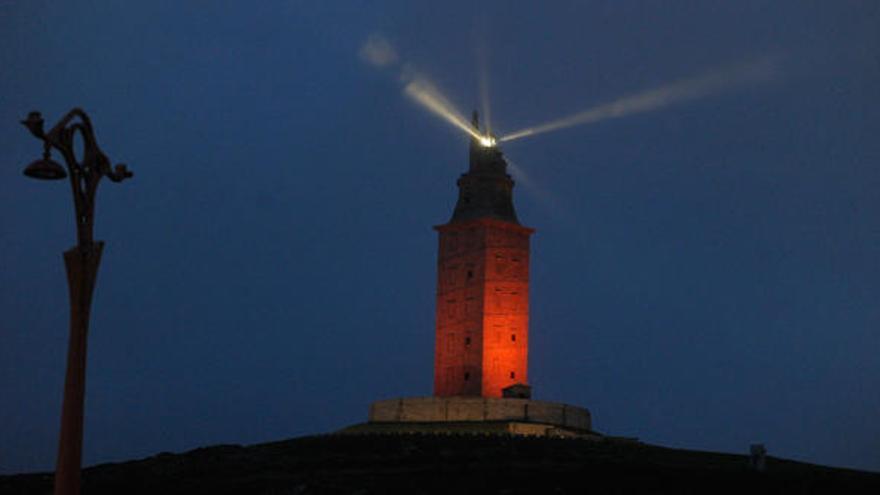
left=2, top=434, right=878, bottom=494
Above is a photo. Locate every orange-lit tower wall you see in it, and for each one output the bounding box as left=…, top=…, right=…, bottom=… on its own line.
left=433, top=115, right=534, bottom=398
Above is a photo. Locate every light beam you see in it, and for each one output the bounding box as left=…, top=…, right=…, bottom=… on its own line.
left=477, top=45, right=493, bottom=137
left=500, top=56, right=779, bottom=143
left=404, top=77, right=489, bottom=143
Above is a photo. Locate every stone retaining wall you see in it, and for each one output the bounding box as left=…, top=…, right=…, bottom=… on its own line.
left=369, top=397, right=591, bottom=431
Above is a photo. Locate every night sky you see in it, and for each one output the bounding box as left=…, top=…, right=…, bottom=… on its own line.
left=2, top=1, right=878, bottom=474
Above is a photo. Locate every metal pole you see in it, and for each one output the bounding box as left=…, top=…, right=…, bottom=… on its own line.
left=54, top=244, right=102, bottom=495
left=21, top=109, right=131, bottom=495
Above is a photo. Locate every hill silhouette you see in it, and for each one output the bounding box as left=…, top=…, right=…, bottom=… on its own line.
left=2, top=433, right=878, bottom=494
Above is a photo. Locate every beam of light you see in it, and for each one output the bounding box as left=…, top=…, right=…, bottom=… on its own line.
left=506, top=158, right=573, bottom=225
left=360, top=33, right=496, bottom=147
left=404, top=77, right=487, bottom=142
left=359, top=34, right=398, bottom=68
left=499, top=56, right=779, bottom=143
left=477, top=45, right=493, bottom=137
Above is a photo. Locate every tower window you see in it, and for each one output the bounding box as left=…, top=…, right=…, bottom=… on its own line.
left=464, top=372, right=470, bottom=381
left=511, top=334, right=516, bottom=342
left=464, top=336, right=471, bottom=346
left=466, top=269, right=473, bottom=279
left=510, top=371, right=516, bottom=379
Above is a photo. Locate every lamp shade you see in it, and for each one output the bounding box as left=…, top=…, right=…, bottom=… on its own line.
left=23, top=158, right=67, bottom=180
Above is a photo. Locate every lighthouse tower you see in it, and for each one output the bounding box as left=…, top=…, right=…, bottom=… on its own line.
left=352, top=112, right=592, bottom=436
left=433, top=113, right=535, bottom=398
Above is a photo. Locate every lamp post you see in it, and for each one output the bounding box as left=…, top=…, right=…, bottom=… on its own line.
left=21, top=109, right=132, bottom=495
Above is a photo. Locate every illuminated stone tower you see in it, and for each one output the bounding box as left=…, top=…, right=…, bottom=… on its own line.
left=433, top=113, right=534, bottom=398
left=351, top=113, right=592, bottom=435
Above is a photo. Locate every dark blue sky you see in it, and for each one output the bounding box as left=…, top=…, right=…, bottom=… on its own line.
left=2, top=1, right=878, bottom=474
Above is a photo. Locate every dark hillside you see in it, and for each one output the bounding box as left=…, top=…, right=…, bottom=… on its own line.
left=2, top=434, right=877, bottom=494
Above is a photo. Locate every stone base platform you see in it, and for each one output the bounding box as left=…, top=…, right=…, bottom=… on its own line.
left=339, top=397, right=598, bottom=438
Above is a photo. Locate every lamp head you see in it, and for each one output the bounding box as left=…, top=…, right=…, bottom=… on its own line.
left=23, top=157, right=67, bottom=180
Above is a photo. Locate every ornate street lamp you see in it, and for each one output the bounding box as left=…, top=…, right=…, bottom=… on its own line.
left=21, top=109, right=132, bottom=495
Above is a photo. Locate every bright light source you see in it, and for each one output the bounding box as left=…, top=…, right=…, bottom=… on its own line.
left=479, top=136, right=496, bottom=147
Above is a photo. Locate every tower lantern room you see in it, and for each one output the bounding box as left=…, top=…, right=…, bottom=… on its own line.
left=433, top=112, right=535, bottom=398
